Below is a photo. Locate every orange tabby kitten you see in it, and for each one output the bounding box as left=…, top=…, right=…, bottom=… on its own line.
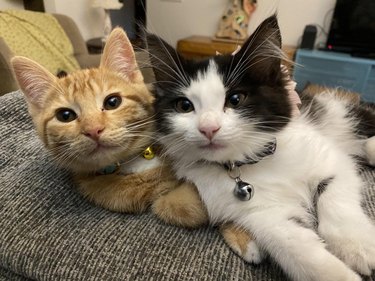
left=11, top=28, right=206, bottom=227
left=11, top=28, right=258, bottom=263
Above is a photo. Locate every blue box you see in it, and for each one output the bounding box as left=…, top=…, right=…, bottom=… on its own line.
left=293, top=49, right=375, bottom=102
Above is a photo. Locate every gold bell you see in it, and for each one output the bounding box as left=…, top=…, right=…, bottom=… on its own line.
left=143, top=146, right=155, bottom=160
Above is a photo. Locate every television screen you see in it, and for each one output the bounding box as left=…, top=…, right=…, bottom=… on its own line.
left=326, top=0, right=375, bottom=57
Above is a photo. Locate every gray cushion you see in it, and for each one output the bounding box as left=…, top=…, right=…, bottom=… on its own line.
left=0, top=91, right=374, bottom=281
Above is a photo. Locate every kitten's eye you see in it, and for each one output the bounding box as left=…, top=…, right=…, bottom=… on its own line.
left=175, top=98, right=194, bottom=113
left=104, top=94, right=122, bottom=110
left=56, top=108, right=77, bottom=123
left=226, top=93, right=246, bottom=108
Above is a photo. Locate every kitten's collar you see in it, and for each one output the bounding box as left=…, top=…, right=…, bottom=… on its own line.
left=95, top=146, right=156, bottom=176
left=210, top=139, right=276, bottom=201
left=223, top=139, right=277, bottom=169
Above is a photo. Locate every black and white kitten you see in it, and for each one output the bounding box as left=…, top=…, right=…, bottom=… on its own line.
left=147, top=15, right=375, bottom=281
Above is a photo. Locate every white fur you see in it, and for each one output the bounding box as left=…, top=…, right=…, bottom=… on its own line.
left=365, top=136, right=375, bottom=166
left=161, top=61, right=375, bottom=281
left=121, top=156, right=161, bottom=174
left=244, top=241, right=263, bottom=264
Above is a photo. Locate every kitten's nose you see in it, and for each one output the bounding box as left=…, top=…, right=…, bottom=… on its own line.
left=199, top=125, right=220, bottom=140
left=83, top=127, right=104, bottom=141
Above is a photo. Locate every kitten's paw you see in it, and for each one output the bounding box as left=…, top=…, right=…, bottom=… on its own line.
left=243, top=240, right=263, bottom=264
left=152, top=182, right=208, bottom=228
left=322, top=224, right=375, bottom=275
left=219, top=223, right=263, bottom=264
left=365, top=136, right=375, bottom=166
left=314, top=255, right=362, bottom=281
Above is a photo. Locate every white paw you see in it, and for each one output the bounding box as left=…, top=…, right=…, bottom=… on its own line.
left=242, top=241, right=263, bottom=264
left=313, top=254, right=362, bottom=281
left=323, top=224, right=375, bottom=275
left=365, top=136, right=375, bottom=166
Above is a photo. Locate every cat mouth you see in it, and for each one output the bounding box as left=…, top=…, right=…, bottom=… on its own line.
left=199, top=142, right=226, bottom=150
left=89, top=143, right=119, bottom=155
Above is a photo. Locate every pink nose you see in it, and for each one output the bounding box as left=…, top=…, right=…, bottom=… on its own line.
left=83, top=127, right=104, bottom=140
left=199, top=125, right=220, bottom=140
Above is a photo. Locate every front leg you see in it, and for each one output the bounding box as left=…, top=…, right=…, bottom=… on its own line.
left=75, top=166, right=176, bottom=213
left=219, top=222, right=263, bottom=264
left=246, top=211, right=361, bottom=281
left=153, top=181, right=263, bottom=263
left=317, top=170, right=375, bottom=275
left=152, top=181, right=209, bottom=228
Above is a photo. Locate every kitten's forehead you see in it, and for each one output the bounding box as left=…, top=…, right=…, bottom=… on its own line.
left=185, top=60, right=226, bottom=109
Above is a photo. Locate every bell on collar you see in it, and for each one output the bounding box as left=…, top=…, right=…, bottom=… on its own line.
left=234, top=178, right=253, bottom=201
left=143, top=146, right=155, bottom=160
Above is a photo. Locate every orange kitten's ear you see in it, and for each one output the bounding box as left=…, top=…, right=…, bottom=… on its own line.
left=11, top=56, right=57, bottom=109
left=100, top=27, right=144, bottom=83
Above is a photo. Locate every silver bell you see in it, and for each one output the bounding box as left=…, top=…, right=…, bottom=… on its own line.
left=233, top=179, right=253, bottom=201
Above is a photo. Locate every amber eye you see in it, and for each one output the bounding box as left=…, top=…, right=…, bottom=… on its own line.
left=56, top=108, right=77, bottom=122
left=226, top=93, right=246, bottom=108
left=104, top=94, right=122, bottom=110
left=175, top=98, right=194, bottom=113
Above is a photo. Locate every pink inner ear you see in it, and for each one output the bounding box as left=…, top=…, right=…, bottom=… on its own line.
left=12, top=57, right=55, bottom=108
left=101, top=29, right=143, bottom=82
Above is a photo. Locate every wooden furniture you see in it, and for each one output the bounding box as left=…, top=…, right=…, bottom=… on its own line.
left=177, top=36, right=241, bottom=59
left=86, top=37, right=105, bottom=54
left=177, top=35, right=296, bottom=64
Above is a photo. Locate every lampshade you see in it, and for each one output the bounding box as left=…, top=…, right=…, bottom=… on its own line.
left=91, top=0, right=123, bottom=10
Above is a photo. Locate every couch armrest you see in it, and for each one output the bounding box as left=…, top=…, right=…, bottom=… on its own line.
left=53, top=13, right=89, bottom=57
left=0, top=38, right=18, bottom=96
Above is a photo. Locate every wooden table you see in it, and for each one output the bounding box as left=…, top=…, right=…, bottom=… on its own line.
left=86, top=37, right=105, bottom=54
left=177, top=35, right=296, bottom=67
left=177, top=36, right=241, bottom=59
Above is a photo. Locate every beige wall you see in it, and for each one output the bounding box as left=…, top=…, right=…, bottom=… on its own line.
left=269, top=0, right=336, bottom=48
left=1, top=0, right=337, bottom=48
left=147, top=0, right=337, bottom=48
left=147, top=0, right=228, bottom=47
left=44, top=0, right=105, bottom=40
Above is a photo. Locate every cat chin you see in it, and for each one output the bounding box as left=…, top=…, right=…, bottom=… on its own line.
left=62, top=158, right=118, bottom=173
left=194, top=147, right=246, bottom=164
left=54, top=148, right=126, bottom=173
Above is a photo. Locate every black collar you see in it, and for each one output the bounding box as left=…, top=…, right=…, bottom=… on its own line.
left=224, top=139, right=277, bottom=170
left=222, top=138, right=277, bottom=201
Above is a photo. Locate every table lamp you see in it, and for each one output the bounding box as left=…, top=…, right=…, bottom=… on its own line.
left=91, top=0, right=123, bottom=42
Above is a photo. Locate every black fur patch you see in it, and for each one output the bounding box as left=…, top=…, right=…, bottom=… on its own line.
left=148, top=15, right=293, bottom=136
left=347, top=101, right=375, bottom=138
left=312, top=176, right=335, bottom=219
left=288, top=216, right=314, bottom=229
left=299, top=93, right=328, bottom=125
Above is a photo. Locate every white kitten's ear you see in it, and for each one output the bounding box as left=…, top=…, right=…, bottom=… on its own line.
left=100, top=27, right=143, bottom=83
left=11, top=56, right=57, bottom=109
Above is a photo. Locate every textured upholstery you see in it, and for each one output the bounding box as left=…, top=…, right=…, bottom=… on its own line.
left=1, top=91, right=375, bottom=280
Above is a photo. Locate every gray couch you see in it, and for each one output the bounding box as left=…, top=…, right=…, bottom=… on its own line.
left=1, top=90, right=375, bottom=280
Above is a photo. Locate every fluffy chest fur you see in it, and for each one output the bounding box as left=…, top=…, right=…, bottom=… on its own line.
left=177, top=114, right=362, bottom=223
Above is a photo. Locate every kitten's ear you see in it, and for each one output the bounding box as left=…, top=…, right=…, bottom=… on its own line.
left=146, top=33, right=186, bottom=93
left=11, top=56, right=57, bottom=108
left=100, top=27, right=143, bottom=83
left=233, top=15, right=282, bottom=83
